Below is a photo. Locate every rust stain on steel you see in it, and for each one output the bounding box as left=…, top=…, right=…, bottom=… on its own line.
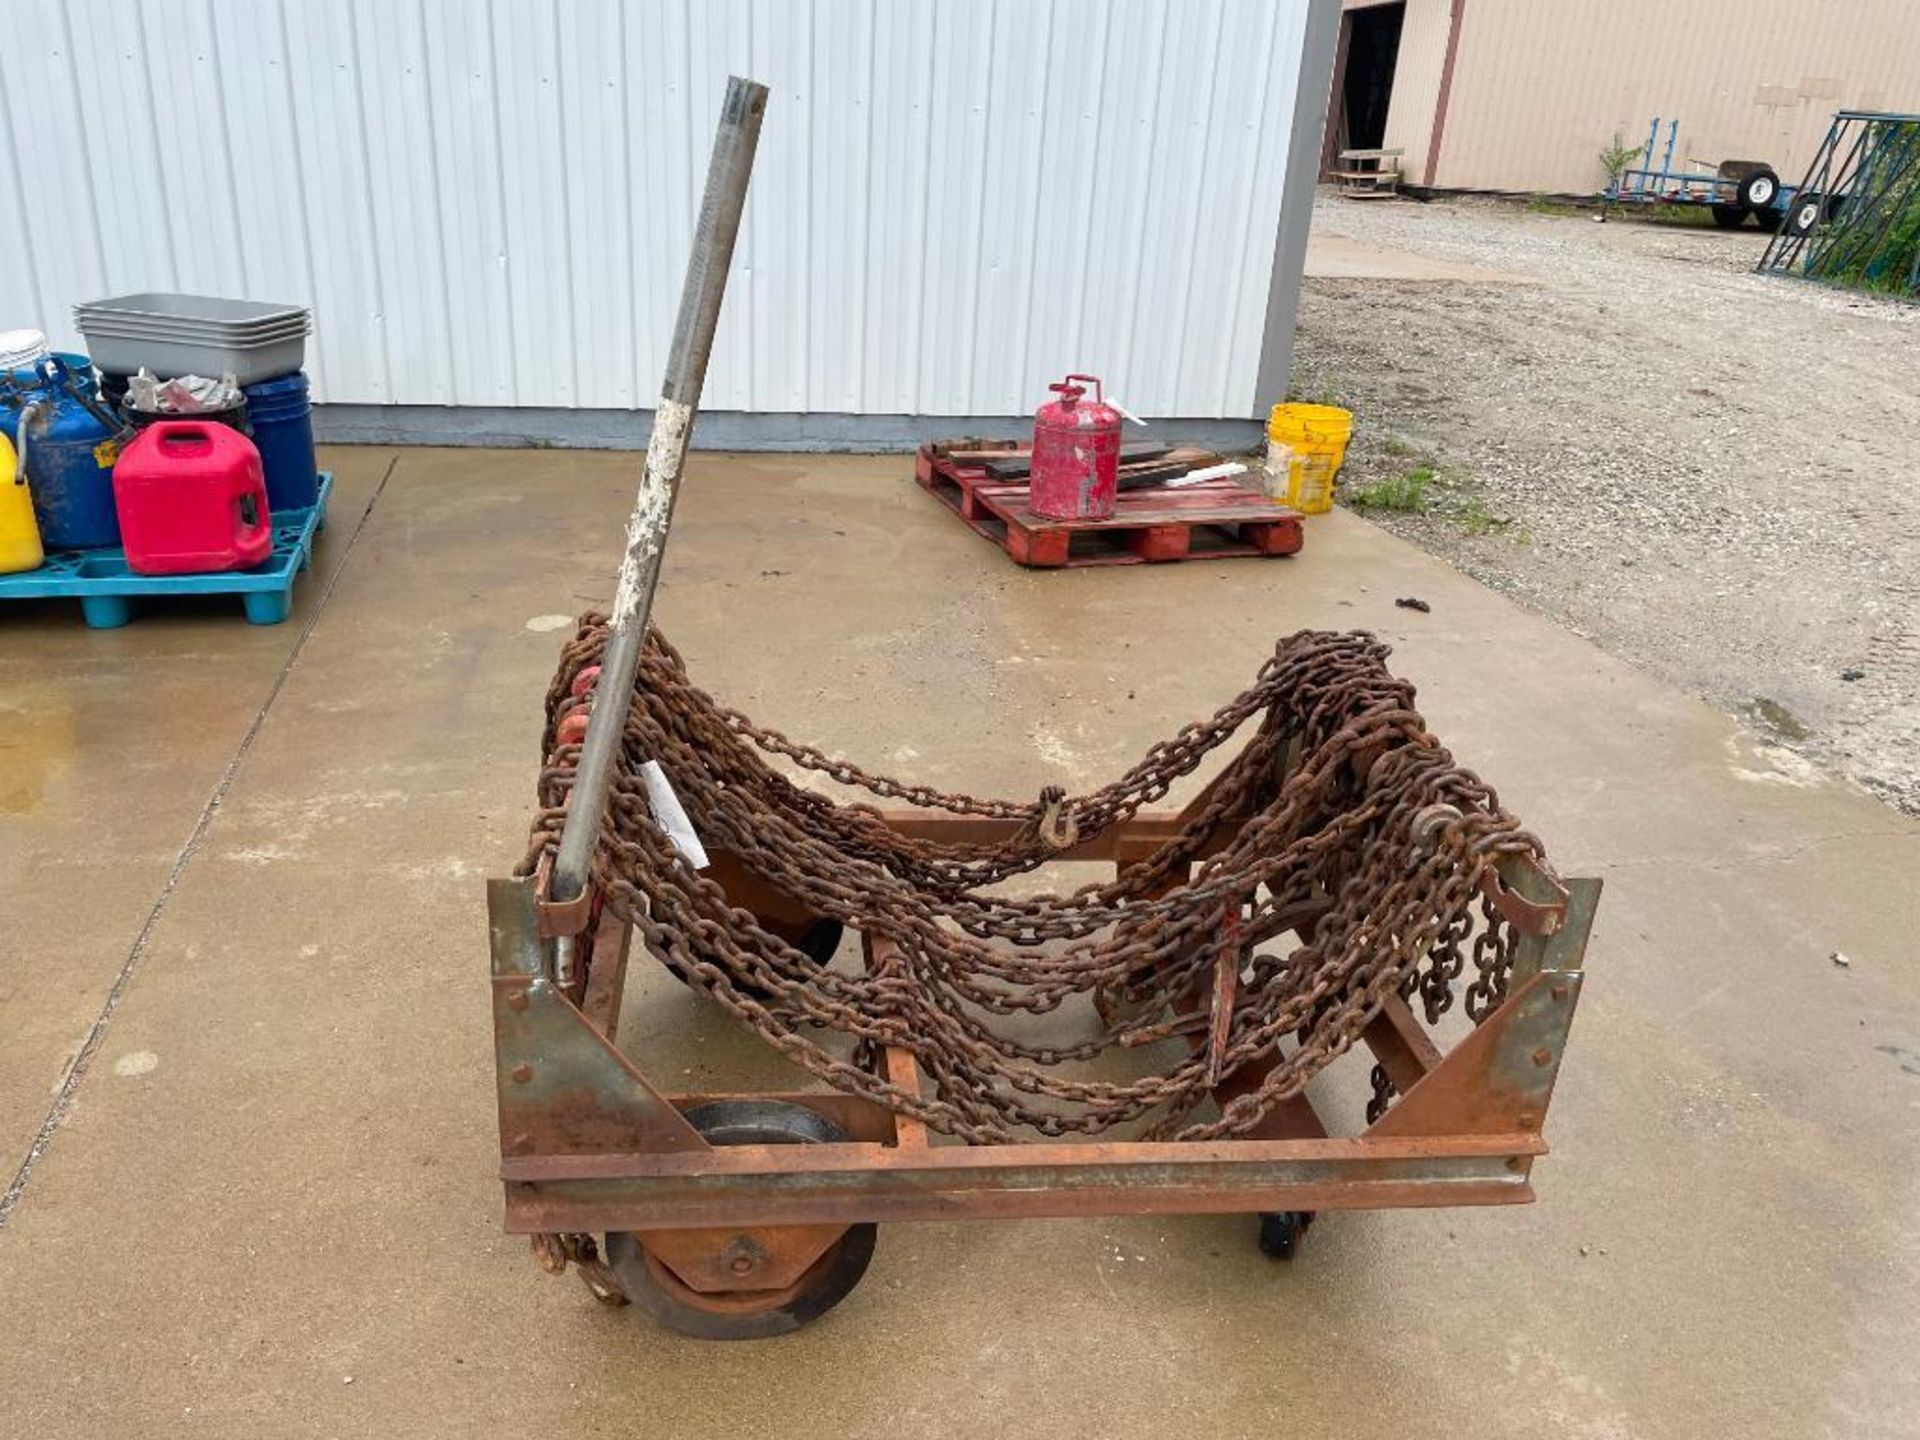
left=863, top=935, right=933, bottom=1151
left=1367, top=970, right=1583, bottom=1140
left=1203, top=910, right=1239, bottom=1090
left=638, top=1222, right=847, bottom=1293
left=504, top=1162, right=1535, bottom=1233
left=505, top=1131, right=1541, bottom=1181
left=499, top=1134, right=1549, bottom=1229
left=490, top=877, right=708, bottom=1155
left=1362, top=993, right=1444, bottom=1093
left=578, top=917, right=632, bottom=1041
left=1483, top=853, right=1569, bottom=936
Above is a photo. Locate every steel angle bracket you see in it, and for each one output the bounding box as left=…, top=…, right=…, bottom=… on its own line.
left=490, top=876, right=708, bottom=1163
left=1366, top=875, right=1600, bottom=1145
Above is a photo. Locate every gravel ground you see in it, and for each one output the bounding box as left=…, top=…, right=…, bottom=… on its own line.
left=1296, top=192, right=1920, bottom=815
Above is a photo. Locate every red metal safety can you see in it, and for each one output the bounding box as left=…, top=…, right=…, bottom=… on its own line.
left=1030, top=373, right=1121, bottom=520
left=112, top=420, right=272, bottom=576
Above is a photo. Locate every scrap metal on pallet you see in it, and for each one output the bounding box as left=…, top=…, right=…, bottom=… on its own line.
left=490, top=74, right=1601, bottom=1341
left=917, top=440, right=1303, bottom=568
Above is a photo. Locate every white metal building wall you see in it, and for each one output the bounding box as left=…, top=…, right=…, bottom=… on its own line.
left=0, top=0, right=1313, bottom=420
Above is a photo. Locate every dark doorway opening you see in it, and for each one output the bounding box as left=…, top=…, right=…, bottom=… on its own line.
left=1322, top=2, right=1404, bottom=173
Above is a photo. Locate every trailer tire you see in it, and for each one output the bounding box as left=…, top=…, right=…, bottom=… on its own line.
left=1737, top=169, right=1779, bottom=211
left=1711, top=204, right=1747, bottom=229
left=605, top=1101, right=878, bottom=1340
left=1786, top=195, right=1824, bottom=237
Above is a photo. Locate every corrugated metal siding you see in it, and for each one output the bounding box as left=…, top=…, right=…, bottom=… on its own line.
left=1378, top=0, right=1451, bottom=181
left=1433, top=0, right=1920, bottom=193
left=0, top=0, right=1311, bottom=418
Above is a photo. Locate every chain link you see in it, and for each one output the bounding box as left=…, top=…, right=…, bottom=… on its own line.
left=518, top=617, right=1547, bottom=1144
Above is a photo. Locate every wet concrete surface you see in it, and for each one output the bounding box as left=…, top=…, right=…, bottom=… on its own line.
left=1, top=447, right=1916, bottom=1438
left=0, top=450, right=392, bottom=1180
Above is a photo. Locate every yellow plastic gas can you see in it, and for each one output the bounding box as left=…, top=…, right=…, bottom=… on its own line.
left=0, top=431, right=46, bottom=573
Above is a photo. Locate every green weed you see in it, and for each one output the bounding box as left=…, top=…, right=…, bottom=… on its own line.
left=1349, top=467, right=1432, bottom=513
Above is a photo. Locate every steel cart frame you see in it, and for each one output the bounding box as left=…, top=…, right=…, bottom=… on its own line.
left=491, top=799, right=1598, bottom=1327
left=490, top=74, right=1599, bottom=1335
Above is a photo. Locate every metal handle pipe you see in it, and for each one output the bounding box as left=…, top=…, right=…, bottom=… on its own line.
left=549, top=75, right=769, bottom=907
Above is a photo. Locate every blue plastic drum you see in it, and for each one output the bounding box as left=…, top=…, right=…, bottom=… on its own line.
left=241, top=371, right=318, bottom=513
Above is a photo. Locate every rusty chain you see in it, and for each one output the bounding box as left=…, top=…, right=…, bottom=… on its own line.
left=519, top=616, right=1547, bottom=1144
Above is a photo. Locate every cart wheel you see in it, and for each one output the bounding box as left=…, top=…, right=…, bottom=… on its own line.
left=1256, top=1210, right=1315, bottom=1260
left=1736, top=169, right=1779, bottom=212
left=604, top=1100, right=877, bottom=1340
left=1710, top=204, right=1747, bottom=229
left=1786, top=194, right=1824, bottom=238
left=661, top=917, right=842, bottom=997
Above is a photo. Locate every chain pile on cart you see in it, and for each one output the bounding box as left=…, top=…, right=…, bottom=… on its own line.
left=520, top=616, right=1546, bottom=1145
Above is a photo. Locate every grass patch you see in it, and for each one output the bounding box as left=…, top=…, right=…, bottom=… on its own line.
left=1348, top=467, right=1432, bottom=513
left=1526, top=194, right=1580, bottom=217
left=1284, top=384, right=1344, bottom=408
left=1454, top=496, right=1514, bottom=536
left=1642, top=203, right=1716, bottom=228
left=1346, top=451, right=1522, bottom=539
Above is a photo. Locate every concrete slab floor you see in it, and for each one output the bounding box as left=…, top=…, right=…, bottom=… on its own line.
left=1, top=446, right=1916, bottom=1440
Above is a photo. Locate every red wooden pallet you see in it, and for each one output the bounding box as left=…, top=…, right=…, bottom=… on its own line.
left=914, top=441, right=1303, bottom=569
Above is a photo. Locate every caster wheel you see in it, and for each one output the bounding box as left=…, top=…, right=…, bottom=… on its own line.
left=604, top=1100, right=877, bottom=1339
left=1257, top=1210, right=1315, bottom=1260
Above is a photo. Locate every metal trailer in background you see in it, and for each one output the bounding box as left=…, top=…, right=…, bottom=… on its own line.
left=1757, top=110, right=1920, bottom=297
left=1606, top=117, right=1791, bottom=229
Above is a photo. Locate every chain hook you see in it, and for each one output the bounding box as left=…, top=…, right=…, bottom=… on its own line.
left=1411, top=803, right=1463, bottom=851
left=1037, top=786, right=1079, bottom=850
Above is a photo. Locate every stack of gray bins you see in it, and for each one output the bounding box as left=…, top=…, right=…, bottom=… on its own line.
left=73, top=293, right=310, bottom=385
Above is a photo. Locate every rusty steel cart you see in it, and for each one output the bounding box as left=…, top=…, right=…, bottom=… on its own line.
left=489, top=77, right=1600, bottom=1340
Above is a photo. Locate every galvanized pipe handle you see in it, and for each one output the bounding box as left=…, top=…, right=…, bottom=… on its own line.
left=550, top=75, right=769, bottom=906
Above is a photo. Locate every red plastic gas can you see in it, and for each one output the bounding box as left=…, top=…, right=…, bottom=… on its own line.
left=1029, top=373, right=1121, bottom=520
left=113, top=421, right=272, bottom=576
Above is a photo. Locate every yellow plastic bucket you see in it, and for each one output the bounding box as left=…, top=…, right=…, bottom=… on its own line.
left=1266, top=403, right=1352, bottom=515
left=0, top=432, right=45, bottom=574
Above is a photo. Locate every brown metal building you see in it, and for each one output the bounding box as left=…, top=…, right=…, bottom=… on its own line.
left=1327, top=0, right=1920, bottom=195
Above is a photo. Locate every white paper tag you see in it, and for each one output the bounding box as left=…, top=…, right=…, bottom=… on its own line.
left=640, top=759, right=709, bottom=870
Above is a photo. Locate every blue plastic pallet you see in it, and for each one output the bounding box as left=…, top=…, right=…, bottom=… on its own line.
left=0, top=472, right=333, bottom=629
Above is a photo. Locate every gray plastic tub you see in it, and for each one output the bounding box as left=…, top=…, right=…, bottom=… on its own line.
left=78, top=329, right=308, bottom=385
left=75, top=292, right=311, bottom=383
left=75, top=292, right=309, bottom=330
left=78, top=313, right=310, bottom=339
left=78, top=317, right=310, bottom=346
